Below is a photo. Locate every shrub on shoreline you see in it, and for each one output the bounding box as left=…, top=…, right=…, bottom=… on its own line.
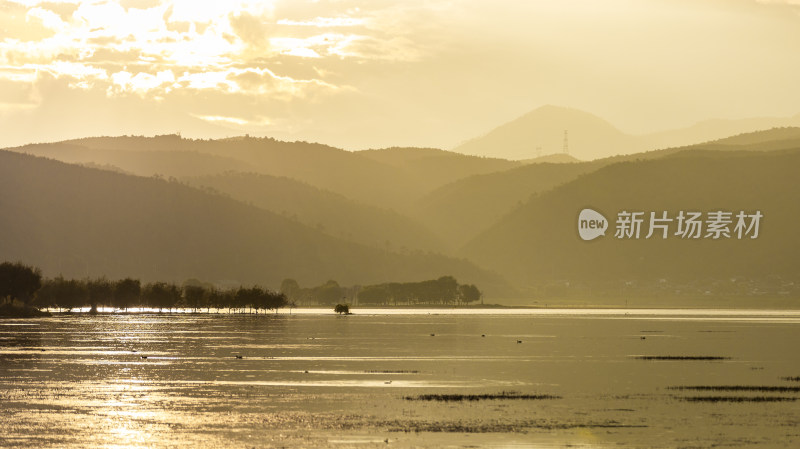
left=0, top=303, right=51, bottom=318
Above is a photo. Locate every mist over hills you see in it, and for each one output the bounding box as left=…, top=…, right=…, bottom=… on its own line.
left=646, top=114, right=800, bottom=149
left=4, top=125, right=800, bottom=301
left=184, top=172, right=446, bottom=253
left=462, top=148, right=800, bottom=291
left=454, top=105, right=638, bottom=160
left=453, top=105, right=800, bottom=161
left=358, top=147, right=521, bottom=188
left=8, top=136, right=521, bottom=267
left=14, top=136, right=524, bottom=212
left=418, top=127, right=800, bottom=248
left=0, top=151, right=509, bottom=294
left=10, top=142, right=253, bottom=178
left=414, top=162, right=598, bottom=247
left=48, top=135, right=414, bottom=208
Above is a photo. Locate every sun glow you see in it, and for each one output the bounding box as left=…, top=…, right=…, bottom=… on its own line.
left=1, top=0, right=799, bottom=149
left=0, top=0, right=352, bottom=102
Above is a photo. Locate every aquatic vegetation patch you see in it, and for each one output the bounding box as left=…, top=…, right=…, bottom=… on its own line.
left=681, top=396, right=798, bottom=403
left=252, top=412, right=646, bottom=434
left=670, top=385, right=800, bottom=393
left=404, top=391, right=560, bottom=402
left=633, top=355, right=730, bottom=361
left=381, top=419, right=646, bottom=433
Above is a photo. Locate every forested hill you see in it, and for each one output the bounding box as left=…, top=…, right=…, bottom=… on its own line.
left=0, top=150, right=510, bottom=295
left=463, top=148, right=800, bottom=291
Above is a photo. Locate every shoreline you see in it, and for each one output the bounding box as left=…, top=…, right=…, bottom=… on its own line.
left=4, top=306, right=800, bottom=318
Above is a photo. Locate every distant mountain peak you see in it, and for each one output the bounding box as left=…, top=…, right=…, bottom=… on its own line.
left=455, top=106, right=800, bottom=161
left=520, top=153, right=581, bottom=164
left=453, top=105, right=636, bottom=161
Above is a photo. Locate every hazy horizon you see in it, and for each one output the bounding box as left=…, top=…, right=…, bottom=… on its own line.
left=4, top=2, right=800, bottom=447
left=2, top=0, right=800, bottom=151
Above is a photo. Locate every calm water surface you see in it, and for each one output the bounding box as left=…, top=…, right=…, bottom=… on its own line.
left=1, top=309, right=799, bottom=448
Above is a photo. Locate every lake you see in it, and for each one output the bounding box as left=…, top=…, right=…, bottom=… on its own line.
left=1, top=309, right=799, bottom=448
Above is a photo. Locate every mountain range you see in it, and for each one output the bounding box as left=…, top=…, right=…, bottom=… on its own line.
left=462, top=146, right=800, bottom=295
left=452, top=105, right=800, bottom=160
left=3, top=107, right=800, bottom=301
left=0, top=150, right=509, bottom=294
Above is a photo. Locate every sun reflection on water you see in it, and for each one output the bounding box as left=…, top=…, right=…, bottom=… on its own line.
left=1, top=312, right=799, bottom=448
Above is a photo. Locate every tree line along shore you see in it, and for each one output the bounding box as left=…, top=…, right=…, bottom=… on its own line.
left=0, top=262, right=483, bottom=316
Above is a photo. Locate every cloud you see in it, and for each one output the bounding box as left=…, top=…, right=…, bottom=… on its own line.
left=0, top=0, right=408, bottom=106
left=229, top=11, right=270, bottom=48
left=5, top=0, right=797, bottom=151
left=36, top=2, right=80, bottom=22
left=329, top=35, right=422, bottom=61
left=119, top=0, right=161, bottom=10
left=110, top=69, right=174, bottom=95
left=193, top=114, right=253, bottom=126
left=277, top=17, right=366, bottom=27
left=46, top=60, right=108, bottom=80
left=225, top=66, right=341, bottom=99
left=26, top=6, right=68, bottom=31
left=178, top=70, right=235, bottom=91
left=281, top=47, right=320, bottom=58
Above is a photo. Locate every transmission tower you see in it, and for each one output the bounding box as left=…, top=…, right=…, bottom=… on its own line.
left=562, top=130, right=569, bottom=155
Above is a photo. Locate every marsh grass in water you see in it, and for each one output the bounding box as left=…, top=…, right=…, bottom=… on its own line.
left=672, top=384, right=800, bottom=403
left=681, top=396, right=798, bottom=403
left=670, top=385, right=800, bottom=393
left=404, top=391, right=560, bottom=402
left=4, top=312, right=800, bottom=448
left=380, top=419, right=647, bottom=433
left=633, top=355, right=730, bottom=361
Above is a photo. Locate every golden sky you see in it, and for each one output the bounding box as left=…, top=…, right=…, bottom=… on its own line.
left=1, top=0, right=800, bottom=149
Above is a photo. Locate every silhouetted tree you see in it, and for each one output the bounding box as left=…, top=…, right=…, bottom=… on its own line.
left=182, top=279, right=214, bottom=311
left=387, top=282, right=413, bottom=305
left=32, top=279, right=58, bottom=309
left=355, top=276, right=481, bottom=307
left=259, top=290, right=288, bottom=312
left=143, top=282, right=181, bottom=311
left=458, top=284, right=482, bottom=305
left=334, top=303, right=350, bottom=314
left=87, top=278, right=113, bottom=312
left=0, top=262, right=42, bottom=305
left=312, top=280, right=343, bottom=305
left=208, top=288, right=235, bottom=312
left=39, top=277, right=87, bottom=311
left=436, top=276, right=459, bottom=305
left=358, top=285, right=387, bottom=305
left=280, top=278, right=301, bottom=302
left=183, top=285, right=207, bottom=312
left=235, top=286, right=262, bottom=313
left=113, top=278, right=140, bottom=310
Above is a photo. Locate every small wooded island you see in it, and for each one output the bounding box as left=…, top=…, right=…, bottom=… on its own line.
left=0, top=261, right=482, bottom=316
